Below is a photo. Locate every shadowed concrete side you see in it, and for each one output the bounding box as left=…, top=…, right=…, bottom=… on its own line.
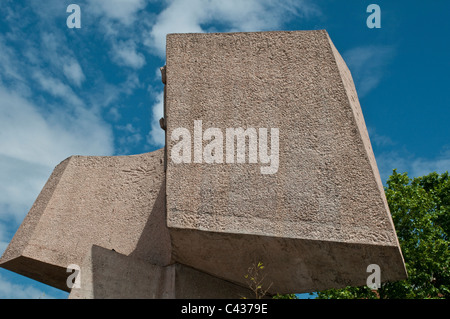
left=69, top=245, right=253, bottom=299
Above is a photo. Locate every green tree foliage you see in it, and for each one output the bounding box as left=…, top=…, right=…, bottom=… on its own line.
left=316, top=170, right=450, bottom=299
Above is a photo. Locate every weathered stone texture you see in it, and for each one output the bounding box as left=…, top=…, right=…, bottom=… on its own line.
left=0, top=150, right=168, bottom=291
left=1, top=30, right=407, bottom=297
left=165, top=30, right=406, bottom=293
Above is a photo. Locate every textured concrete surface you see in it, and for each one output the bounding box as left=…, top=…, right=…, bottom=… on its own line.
left=0, top=149, right=168, bottom=291
left=1, top=30, right=407, bottom=297
left=69, top=245, right=253, bottom=299
left=165, top=30, right=406, bottom=293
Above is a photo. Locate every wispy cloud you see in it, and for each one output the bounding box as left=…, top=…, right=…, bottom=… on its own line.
left=368, top=127, right=449, bottom=183
left=37, top=31, right=89, bottom=90
left=344, top=45, right=395, bottom=97
left=111, top=40, right=146, bottom=69
left=374, top=144, right=450, bottom=183
left=32, top=71, right=84, bottom=107
left=116, top=123, right=143, bottom=154
left=86, top=0, right=147, bottom=26
left=63, top=59, right=86, bottom=87
left=0, top=86, right=114, bottom=222
left=0, top=274, right=58, bottom=299
left=146, top=0, right=321, bottom=57
left=147, top=90, right=165, bottom=147
left=0, top=1, right=122, bottom=299
left=0, top=39, right=24, bottom=83
left=368, top=127, right=395, bottom=148
left=410, top=148, right=450, bottom=178
left=0, top=223, right=11, bottom=256
left=86, top=0, right=150, bottom=71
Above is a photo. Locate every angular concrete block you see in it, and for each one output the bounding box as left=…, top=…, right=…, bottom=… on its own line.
left=1, top=30, right=407, bottom=297
left=69, top=245, right=253, bottom=299
left=165, top=30, right=406, bottom=293
left=0, top=149, right=168, bottom=291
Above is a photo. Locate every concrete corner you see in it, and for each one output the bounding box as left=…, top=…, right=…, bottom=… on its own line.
left=0, top=149, right=168, bottom=291
left=69, top=245, right=253, bottom=299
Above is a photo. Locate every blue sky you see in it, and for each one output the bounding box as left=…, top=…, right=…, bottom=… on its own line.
left=0, top=0, right=448, bottom=299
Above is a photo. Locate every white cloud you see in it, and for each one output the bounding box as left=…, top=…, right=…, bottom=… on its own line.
left=0, top=241, right=7, bottom=257
left=63, top=59, right=86, bottom=87
left=0, top=274, right=56, bottom=299
left=147, top=0, right=204, bottom=55
left=84, top=1, right=148, bottom=70
left=0, top=86, right=114, bottom=222
left=116, top=123, right=143, bottom=154
left=86, top=81, right=121, bottom=110
left=375, top=148, right=450, bottom=184
left=146, top=0, right=321, bottom=57
left=0, top=156, right=50, bottom=223
left=147, top=91, right=165, bottom=147
left=344, top=45, right=395, bottom=97
left=410, top=150, right=450, bottom=178
left=107, top=106, right=121, bottom=122
left=111, top=40, right=146, bottom=69
left=367, top=127, right=395, bottom=148
left=32, top=71, right=84, bottom=107
left=121, top=73, right=142, bottom=95
left=0, top=1, right=150, bottom=299
left=30, top=31, right=88, bottom=90
left=375, top=151, right=409, bottom=184
left=0, top=39, right=23, bottom=82
left=118, top=123, right=138, bottom=134
left=86, top=0, right=147, bottom=25
left=368, top=128, right=449, bottom=183
left=0, top=223, right=10, bottom=256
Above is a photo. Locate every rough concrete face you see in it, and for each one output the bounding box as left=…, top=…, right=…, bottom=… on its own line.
left=165, top=30, right=406, bottom=293
left=69, top=245, right=253, bottom=299
left=0, top=149, right=168, bottom=291
left=1, top=30, right=407, bottom=297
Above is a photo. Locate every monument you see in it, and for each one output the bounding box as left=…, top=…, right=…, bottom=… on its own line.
left=0, top=30, right=407, bottom=298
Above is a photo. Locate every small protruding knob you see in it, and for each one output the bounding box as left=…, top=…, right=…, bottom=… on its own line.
left=160, top=66, right=166, bottom=84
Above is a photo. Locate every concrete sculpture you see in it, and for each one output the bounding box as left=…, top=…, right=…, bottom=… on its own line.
left=0, top=30, right=407, bottom=298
